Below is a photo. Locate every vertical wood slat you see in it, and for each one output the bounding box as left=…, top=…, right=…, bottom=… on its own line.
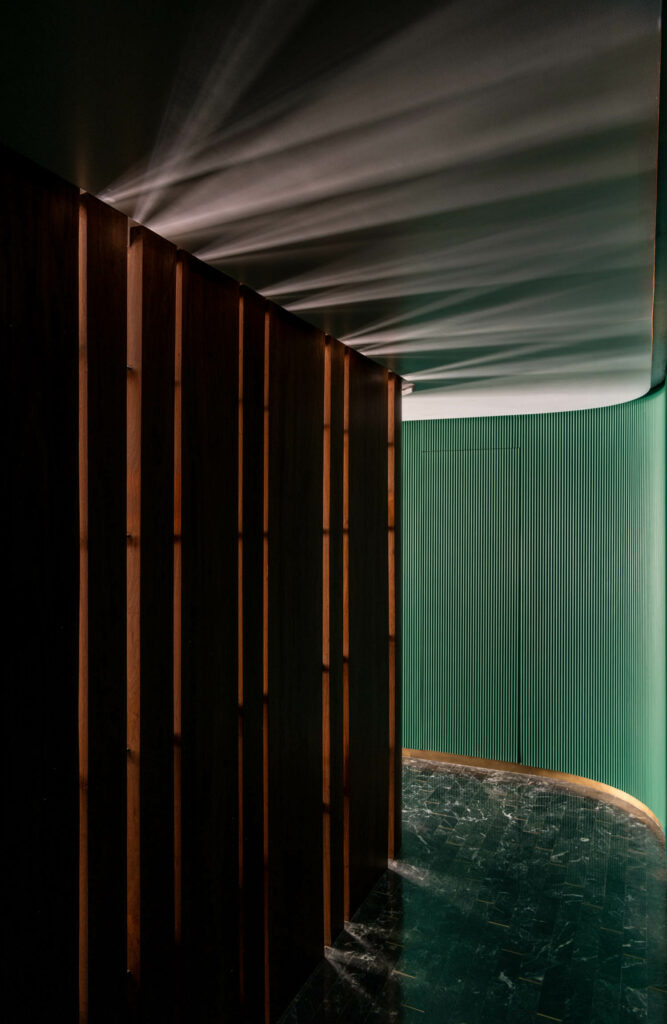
left=129, top=226, right=177, bottom=1020
left=322, top=340, right=332, bottom=946
left=388, top=375, right=396, bottom=859
left=81, top=193, right=129, bottom=1022
left=2, top=147, right=79, bottom=1021
left=240, top=286, right=268, bottom=1022
left=126, top=222, right=142, bottom=1008
left=348, top=351, right=389, bottom=914
left=173, top=257, right=183, bottom=966
left=267, top=306, right=324, bottom=1020
left=179, top=252, right=240, bottom=1019
left=387, top=374, right=402, bottom=860
left=392, top=377, right=403, bottom=859
left=328, top=337, right=346, bottom=941
left=237, top=294, right=245, bottom=1006
left=78, top=199, right=89, bottom=1024
left=342, top=349, right=351, bottom=921
left=263, top=306, right=271, bottom=1024
left=173, top=253, right=184, bottom=974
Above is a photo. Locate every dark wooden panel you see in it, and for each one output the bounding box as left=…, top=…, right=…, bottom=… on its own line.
left=328, top=337, right=346, bottom=941
left=2, top=146, right=79, bottom=1019
left=268, top=305, right=324, bottom=1020
left=180, top=252, right=240, bottom=1020
left=131, top=226, right=177, bottom=1021
left=393, top=378, right=403, bottom=859
left=82, top=193, right=128, bottom=1022
left=348, top=351, right=389, bottom=913
left=240, top=286, right=266, bottom=1021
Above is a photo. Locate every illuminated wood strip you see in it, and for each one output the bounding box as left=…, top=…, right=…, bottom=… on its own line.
left=322, top=339, right=332, bottom=945
left=126, top=232, right=142, bottom=984
left=263, top=308, right=271, bottom=1024
left=342, top=348, right=350, bottom=920
left=387, top=375, right=397, bottom=859
left=238, top=293, right=245, bottom=1003
left=78, top=199, right=89, bottom=1024
left=173, top=258, right=183, bottom=948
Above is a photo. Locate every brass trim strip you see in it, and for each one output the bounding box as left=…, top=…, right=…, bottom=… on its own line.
left=402, top=749, right=665, bottom=839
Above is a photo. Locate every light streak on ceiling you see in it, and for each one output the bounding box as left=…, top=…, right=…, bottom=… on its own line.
left=2, top=0, right=660, bottom=417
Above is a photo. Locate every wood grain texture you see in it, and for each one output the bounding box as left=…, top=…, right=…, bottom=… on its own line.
left=267, top=305, right=324, bottom=1020
left=131, top=226, right=177, bottom=1021
left=239, top=286, right=267, bottom=1022
left=179, top=252, right=240, bottom=1020
left=82, top=193, right=129, bottom=1022
left=328, top=337, right=346, bottom=941
left=2, top=146, right=79, bottom=1020
left=348, top=351, right=389, bottom=914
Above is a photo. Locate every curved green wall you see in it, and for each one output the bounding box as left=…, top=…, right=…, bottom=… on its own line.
left=403, top=388, right=667, bottom=828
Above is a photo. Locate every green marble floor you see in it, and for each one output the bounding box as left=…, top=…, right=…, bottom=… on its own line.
left=281, top=758, right=667, bottom=1023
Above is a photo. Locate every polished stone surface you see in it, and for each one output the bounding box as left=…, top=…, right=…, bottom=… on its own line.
left=280, top=758, right=667, bottom=1023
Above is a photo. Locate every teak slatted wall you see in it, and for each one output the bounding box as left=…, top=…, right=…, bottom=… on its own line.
left=2, top=146, right=401, bottom=1023
left=179, top=253, right=240, bottom=1020
left=81, top=194, right=128, bottom=1023
left=267, top=306, right=324, bottom=1018
left=239, top=285, right=268, bottom=1021
left=3, top=147, right=79, bottom=1023
left=348, top=351, right=391, bottom=912
left=327, top=337, right=346, bottom=941
left=131, top=226, right=177, bottom=1020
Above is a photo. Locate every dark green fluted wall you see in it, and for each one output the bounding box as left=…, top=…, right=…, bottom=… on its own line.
left=412, top=448, right=520, bottom=761
left=403, top=389, right=667, bottom=827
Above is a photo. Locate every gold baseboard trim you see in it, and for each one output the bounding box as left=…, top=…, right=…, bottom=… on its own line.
left=402, top=749, right=665, bottom=840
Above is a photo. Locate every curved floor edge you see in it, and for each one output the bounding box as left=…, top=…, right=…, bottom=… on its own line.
left=403, top=748, right=666, bottom=842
